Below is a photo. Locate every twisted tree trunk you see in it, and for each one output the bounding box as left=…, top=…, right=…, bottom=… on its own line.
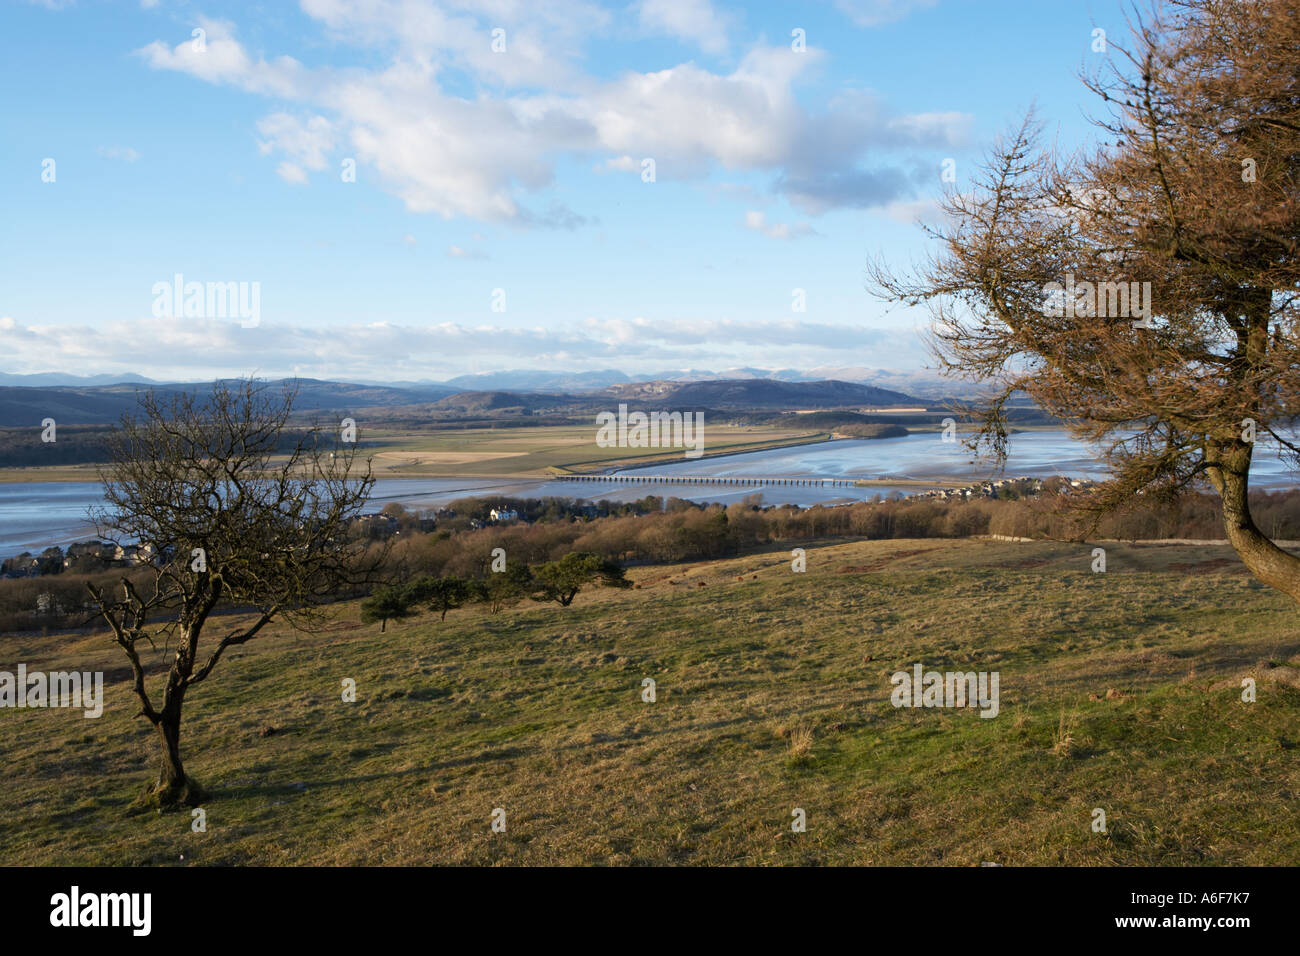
left=1206, top=440, right=1300, bottom=603
left=144, top=621, right=207, bottom=808
left=153, top=705, right=197, bottom=804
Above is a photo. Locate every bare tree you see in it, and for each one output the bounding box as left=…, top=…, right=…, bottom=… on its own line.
left=868, top=0, right=1300, bottom=600
left=87, top=379, right=381, bottom=807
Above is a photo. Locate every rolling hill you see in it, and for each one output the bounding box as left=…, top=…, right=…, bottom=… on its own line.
left=0, top=376, right=941, bottom=428
left=0, top=379, right=462, bottom=427
left=616, top=378, right=924, bottom=409
left=4, top=537, right=1297, bottom=865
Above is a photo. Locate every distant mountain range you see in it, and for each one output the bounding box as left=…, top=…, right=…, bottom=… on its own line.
left=418, top=378, right=924, bottom=417
left=0, top=370, right=1006, bottom=427
left=0, top=372, right=160, bottom=387
left=0, top=366, right=990, bottom=398
left=433, top=369, right=634, bottom=392
left=604, top=378, right=919, bottom=408
left=422, top=366, right=984, bottom=397
left=0, top=379, right=458, bottom=428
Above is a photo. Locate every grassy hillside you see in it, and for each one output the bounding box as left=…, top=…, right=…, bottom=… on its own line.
left=3, top=538, right=1299, bottom=866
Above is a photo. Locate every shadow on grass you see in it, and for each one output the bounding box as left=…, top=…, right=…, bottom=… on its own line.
left=209, top=743, right=540, bottom=802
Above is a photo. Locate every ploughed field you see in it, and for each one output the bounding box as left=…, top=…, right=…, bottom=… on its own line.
left=3, top=537, right=1298, bottom=865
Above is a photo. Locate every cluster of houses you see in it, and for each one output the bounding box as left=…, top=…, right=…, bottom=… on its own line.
left=1, top=504, right=526, bottom=578
left=289, top=510, right=440, bottom=542
left=457, top=508, right=520, bottom=531
left=345, top=505, right=521, bottom=534
left=911, top=476, right=1097, bottom=503
left=1, top=540, right=167, bottom=578
left=347, top=513, right=402, bottom=539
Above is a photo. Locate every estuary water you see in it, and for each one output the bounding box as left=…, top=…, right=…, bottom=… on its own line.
left=3, top=428, right=1296, bottom=557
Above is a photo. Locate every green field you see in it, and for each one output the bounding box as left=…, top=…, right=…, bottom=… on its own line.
left=4, top=537, right=1299, bottom=865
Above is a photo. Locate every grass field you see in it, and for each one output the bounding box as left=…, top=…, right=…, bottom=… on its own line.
left=361, top=424, right=826, bottom=477
left=4, top=537, right=1299, bottom=866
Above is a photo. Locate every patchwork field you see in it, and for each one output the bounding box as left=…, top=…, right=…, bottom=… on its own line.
left=361, top=424, right=826, bottom=477
left=3, top=537, right=1299, bottom=866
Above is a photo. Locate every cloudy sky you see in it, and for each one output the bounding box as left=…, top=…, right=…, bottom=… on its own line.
left=2, top=0, right=1121, bottom=382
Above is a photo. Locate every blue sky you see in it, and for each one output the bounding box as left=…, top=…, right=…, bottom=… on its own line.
left=1, top=0, right=1126, bottom=382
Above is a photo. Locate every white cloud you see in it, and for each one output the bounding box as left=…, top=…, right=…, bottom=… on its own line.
left=299, top=0, right=606, bottom=91
left=886, top=111, right=973, bottom=148
left=276, top=161, right=309, bottom=184
left=602, top=155, right=641, bottom=173
left=136, top=5, right=970, bottom=223
left=578, top=48, right=817, bottom=177
left=833, top=0, right=940, bottom=28
left=447, top=244, right=488, bottom=259
left=97, top=145, right=140, bottom=162
left=875, top=196, right=948, bottom=226
left=135, top=17, right=308, bottom=98
left=257, top=113, right=335, bottom=172
left=634, top=0, right=733, bottom=55
left=743, top=209, right=815, bottom=240
left=0, top=312, right=922, bottom=380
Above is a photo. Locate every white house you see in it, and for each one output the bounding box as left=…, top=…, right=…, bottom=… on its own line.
left=490, top=507, right=519, bottom=522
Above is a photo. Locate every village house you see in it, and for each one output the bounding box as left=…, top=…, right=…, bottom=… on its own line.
left=347, top=513, right=399, bottom=540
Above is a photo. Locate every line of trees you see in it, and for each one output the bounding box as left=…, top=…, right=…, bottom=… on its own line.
left=10, top=487, right=1300, bottom=636
left=360, top=552, right=630, bottom=630
left=381, top=487, right=1300, bottom=584
left=0, top=426, right=114, bottom=467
